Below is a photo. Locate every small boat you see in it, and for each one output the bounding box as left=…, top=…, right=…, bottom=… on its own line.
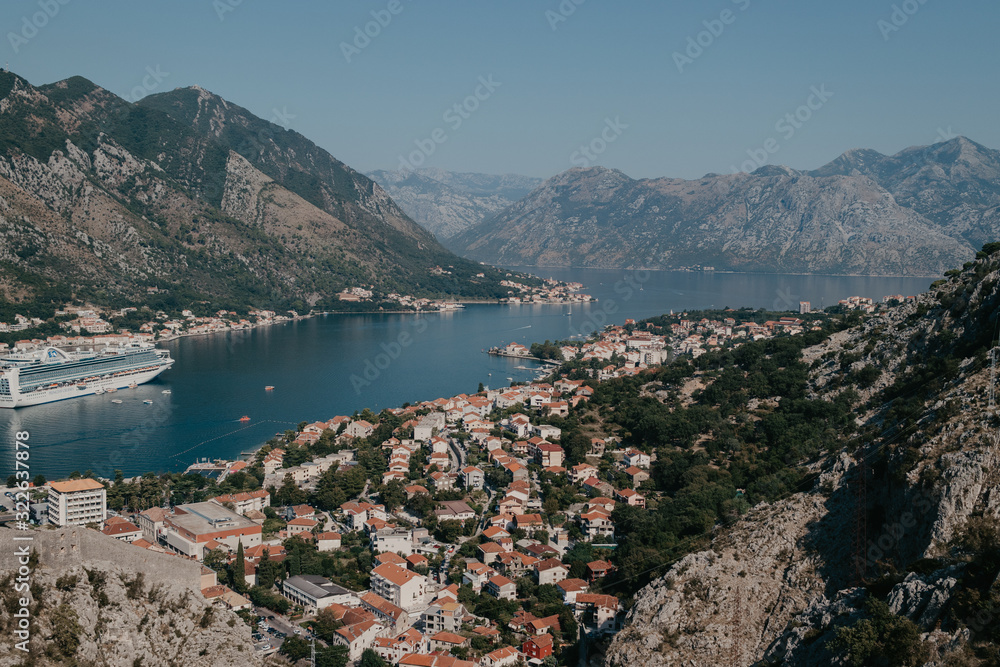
left=107, top=387, right=117, bottom=393
left=161, top=389, right=171, bottom=394
left=143, top=399, right=153, bottom=405
left=111, top=399, right=123, bottom=404
left=239, top=415, right=251, bottom=422
left=76, top=383, right=87, bottom=391
left=128, top=382, right=138, bottom=389
left=94, top=389, right=105, bottom=395
left=264, top=385, right=274, bottom=391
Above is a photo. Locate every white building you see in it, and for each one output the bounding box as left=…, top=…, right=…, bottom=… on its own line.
left=370, top=563, right=427, bottom=611
left=281, top=575, right=356, bottom=615
left=47, top=479, right=107, bottom=527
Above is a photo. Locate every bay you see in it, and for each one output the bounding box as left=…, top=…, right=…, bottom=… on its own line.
left=0, top=268, right=933, bottom=479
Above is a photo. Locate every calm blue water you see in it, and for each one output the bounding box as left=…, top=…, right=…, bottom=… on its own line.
left=0, top=268, right=932, bottom=478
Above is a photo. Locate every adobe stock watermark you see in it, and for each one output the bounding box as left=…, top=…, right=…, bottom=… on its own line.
left=7, top=0, right=71, bottom=54
left=877, top=0, right=930, bottom=41
left=213, top=0, right=243, bottom=22
left=569, top=269, right=651, bottom=340
left=341, top=0, right=412, bottom=63
left=350, top=317, right=429, bottom=395
left=730, top=84, right=834, bottom=174
left=673, top=0, right=752, bottom=74
left=570, top=117, right=628, bottom=168
left=545, top=0, right=587, bottom=31
left=396, top=75, right=502, bottom=171
left=772, top=285, right=801, bottom=312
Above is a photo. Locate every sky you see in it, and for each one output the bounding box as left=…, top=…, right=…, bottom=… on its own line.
left=2, top=0, right=998, bottom=180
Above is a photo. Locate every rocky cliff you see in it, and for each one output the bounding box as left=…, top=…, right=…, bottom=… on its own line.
left=0, top=526, right=275, bottom=667
left=452, top=138, right=1000, bottom=276
left=605, top=252, right=1000, bottom=665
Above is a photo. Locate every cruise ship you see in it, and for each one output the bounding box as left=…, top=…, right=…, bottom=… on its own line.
left=0, top=342, right=174, bottom=408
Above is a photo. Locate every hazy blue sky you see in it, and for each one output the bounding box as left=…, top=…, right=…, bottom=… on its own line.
left=2, top=0, right=997, bottom=180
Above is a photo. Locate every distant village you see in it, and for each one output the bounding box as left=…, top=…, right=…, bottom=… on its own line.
left=0, top=276, right=594, bottom=355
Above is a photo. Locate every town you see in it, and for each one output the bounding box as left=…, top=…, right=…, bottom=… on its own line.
left=2, top=300, right=882, bottom=665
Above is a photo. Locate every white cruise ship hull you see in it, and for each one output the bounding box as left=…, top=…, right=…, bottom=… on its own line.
left=0, top=365, right=170, bottom=408
left=0, top=345, right=174, bottom=409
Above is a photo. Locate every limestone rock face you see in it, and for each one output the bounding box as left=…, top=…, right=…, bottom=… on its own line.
left=0, top=527, right=263, bottom=667
left=450, top=138, right=1000, bottom=275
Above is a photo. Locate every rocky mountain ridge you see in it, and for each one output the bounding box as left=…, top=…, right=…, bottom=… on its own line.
left=605, top=250, right=1000, bottom=665
left=452, top=138, right=1000, bottom=276
left=0, top=71, right=520, bottom=311
left=367, top=168, right=541, bottom=240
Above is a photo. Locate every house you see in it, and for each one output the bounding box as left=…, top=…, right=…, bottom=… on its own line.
left=484, top=575, right=517, bottom=601
left=523, top=634, right=555, bottom=661
left=136, top=506, right=169, bottom=543
left=580, top=510, right=614, bottom=540
left=535, top=558, right=569, bottom=585
left=570, top=463, right=598, bottom=484
left=101, top=517, right=142, bottom=542
left=623, top=449, right=651, bottom=469
left=534, top=443, right=565, bottom=468
left=459, top=466, right=485, bottom=490
left=333, top=619, right=383, bottom=661
left=428, top=471, right=456, bottom=491
left=286, top=517, right=318, bottom=535
left=586, top=560, right=614, bottom=581
left=406, top=553, right=429, bottom=570
left=434, top=500, right=476, bottom=522
left=210, top=489, right=270, bottom=515
left=372, top=528, right=414, bottom=556
left=575, top=593, right=622, bottom=634
left=398, top=654, right=475, bottom=667
left=525, top=614, right=560, bottom=636
left=375, top=552, right=409, bottom=567
left=616, top=488, right=646, bottom=508
left=514, top=514, right=543, bottom=531
left=624, top=466, right=650, bottom=486
left=481, top=646, right=521, bottom=667
left=463, top=562, right=496, bottom=592
left=285, top=504, right=316, bottom=520
left=482, top=526, right=510, bottom=542
left=360, top=592, right=408, bottom=634
left=429, top=631, right=467, bottom=653
left=557, top=578, right=590, bottom=604
left=477, top=542, right=506, bottom=565
left=317, top=531, right=342, bottom=551
left=421, top=601, right=466, bottom=634
left=346, top=420, right=375, bottom=438
left=373, top=629, right=427, bottom=664
left=370, top=563, right=427, bottom=611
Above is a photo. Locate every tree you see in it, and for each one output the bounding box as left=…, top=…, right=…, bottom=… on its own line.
left=279, top=635, right=310, bottom=661
left=32, top=474, right=46, bottom=486
left=380, top=479, right=406, bottom=512
left=314, top=606, right=344, bottom=642
left=256, top=548, right=278, bottom=589
left=360, top=649, right=388, bottom=667
left=316, top=644, right=349, bottom=667
left=203, top=548, right=228, bottom=575
left=233, top=541, right=247, bottom=593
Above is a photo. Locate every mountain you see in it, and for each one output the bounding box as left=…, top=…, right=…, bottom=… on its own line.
left=366, top=168, right=541, bottom=240
left=602, top=248, right=1000, bottom=664
left=0, top=71, right=521, bottom=313
left=451, top=138, right=1000, bottom=276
